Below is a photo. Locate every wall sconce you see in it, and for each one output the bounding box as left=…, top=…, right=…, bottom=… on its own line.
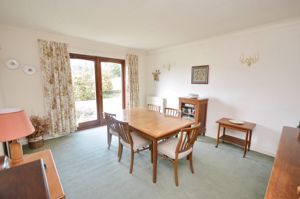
left=163, top=63, right=171, bottom=71
left=240, top=54, right=259, bottom=66
left=152, top=69, right=160, bottom=81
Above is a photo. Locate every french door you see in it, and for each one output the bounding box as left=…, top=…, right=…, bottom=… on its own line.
left=70, top=53, right=125, bottom=130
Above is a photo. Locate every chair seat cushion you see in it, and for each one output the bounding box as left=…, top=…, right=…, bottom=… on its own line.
left=109, top=128, right=118, bottom=136
left=158, top=138, right=192, bottom=159
left=121, top=132, right=150, bottom=151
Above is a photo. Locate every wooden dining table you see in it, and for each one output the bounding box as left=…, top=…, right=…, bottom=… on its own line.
left=115, top=107, right=194, bottom=183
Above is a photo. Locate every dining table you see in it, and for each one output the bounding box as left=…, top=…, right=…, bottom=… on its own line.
left=115, top=107, right=194, bottom=183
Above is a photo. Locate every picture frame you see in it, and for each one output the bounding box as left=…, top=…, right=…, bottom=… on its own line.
left=191, top=65, right=209, bottom=84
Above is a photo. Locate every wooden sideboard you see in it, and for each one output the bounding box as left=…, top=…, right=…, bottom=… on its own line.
left=1, top=159, right=50, bottom=199
left=264, top=126, right=300, bottom=199
left=10, top=150, right=65, bottom=199
left=179, top=97, right=208, bottom=135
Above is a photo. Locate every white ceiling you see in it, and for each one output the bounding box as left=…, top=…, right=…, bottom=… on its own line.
left=1, top=0, right=300, bottom=50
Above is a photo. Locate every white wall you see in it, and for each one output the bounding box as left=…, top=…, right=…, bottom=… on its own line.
left=0, top=25, right=147, bottom=116
left=146, top=19, right=300, bottom=156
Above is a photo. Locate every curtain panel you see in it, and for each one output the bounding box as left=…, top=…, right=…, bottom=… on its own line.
left=38, top=39, right=77, bottom=136
left=126, top=54, right=139, bottom=108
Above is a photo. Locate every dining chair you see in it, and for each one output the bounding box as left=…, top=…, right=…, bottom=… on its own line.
left=157, top=123, right=201, bottom=186
left=164, top=107, right=182, bottom=118
left=113, top=117, right=151, bottom=174
left=147, top=104, right=161, bottom=112
left=103, top=112, right=118, bottom=150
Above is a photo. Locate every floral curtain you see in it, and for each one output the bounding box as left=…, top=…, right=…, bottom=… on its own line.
left=38, top=39, right=77, bottom=136
left=126, top=54, right=139, bottom=108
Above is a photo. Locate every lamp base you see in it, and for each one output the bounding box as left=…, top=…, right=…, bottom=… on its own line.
left=9, top=140, right=24, bottom=164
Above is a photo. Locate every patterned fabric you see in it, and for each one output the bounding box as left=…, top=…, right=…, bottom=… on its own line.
left=126, top=54, right=139, bottom=108
left=38, top=39, right=77, bottom=136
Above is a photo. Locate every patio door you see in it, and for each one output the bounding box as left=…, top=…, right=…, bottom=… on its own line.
left=100, top=59, right=125, bottom=117
left=70, top=54, right=125, bottom=130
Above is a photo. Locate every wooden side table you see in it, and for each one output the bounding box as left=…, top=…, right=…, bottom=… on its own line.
left=215, top=117, right=256, bottom=157
left=10, top=150, right=65, bottom=199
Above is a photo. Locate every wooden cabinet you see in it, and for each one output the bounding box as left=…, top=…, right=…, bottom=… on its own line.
left=179, top=97, right=208, bottom=135
left=2, top=160, right=50, bottom=199
left=264, top=126, right=300, bottom=199
left=10, top=150, right=65, bottom=199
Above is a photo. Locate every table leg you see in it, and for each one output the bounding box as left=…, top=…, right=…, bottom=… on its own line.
left=215, top=125, right=221, bottom=148
left=152, top=139, right=158, bottom=183
left=243, top=131, right=249, bottom=158
left=222, top=127, right=226, bottom=143
left=150, top=144, right=153, bottom=163
left=248, top=130, right=252, bottom=151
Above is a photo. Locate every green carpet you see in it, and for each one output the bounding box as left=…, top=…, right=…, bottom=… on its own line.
left=24, top=127, right=273, bottom=199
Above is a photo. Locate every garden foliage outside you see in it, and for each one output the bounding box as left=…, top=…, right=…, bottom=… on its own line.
left=71, top=60, right=122, bottom=123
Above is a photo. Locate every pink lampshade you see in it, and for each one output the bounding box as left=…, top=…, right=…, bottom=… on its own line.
left=0, top=108, right=35, bottom=142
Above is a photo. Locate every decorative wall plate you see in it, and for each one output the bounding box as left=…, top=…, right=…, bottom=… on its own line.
left=23, top=66, right=36, bottom=75
left=229, top=119, right=244, bottom=125
left=5, top=59, right=19, bottom=69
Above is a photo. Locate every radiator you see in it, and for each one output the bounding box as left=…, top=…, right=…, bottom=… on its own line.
left=146, top=96, right=166, bottom=113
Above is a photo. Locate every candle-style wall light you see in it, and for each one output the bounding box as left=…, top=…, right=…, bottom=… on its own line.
left=240, top=53, right=259, bottom=66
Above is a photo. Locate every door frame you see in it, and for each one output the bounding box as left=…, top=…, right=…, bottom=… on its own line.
left=70, top=53, right=126, bottom=130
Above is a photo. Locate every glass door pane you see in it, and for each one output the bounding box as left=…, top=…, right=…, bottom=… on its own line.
left=101, top=62, right=123, bottom=113
left=70, top=59, right=98, bottom=125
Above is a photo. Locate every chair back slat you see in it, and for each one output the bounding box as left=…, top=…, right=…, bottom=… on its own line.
left=176, top=123, right=201, bottom=156
left=103, top=112, right=118, bottom=132
left=112, top=117, right=133, bottom=146
left=181, top=136, right=189, bottom=151
left=148, top=104, right=161, bottom=112
left=164, top=107, right=181, bottom=118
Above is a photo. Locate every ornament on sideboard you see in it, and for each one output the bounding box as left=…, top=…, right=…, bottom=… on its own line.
left=152, top=69, right=161, bottom=81
left=240, top=53, right=259, bottom=66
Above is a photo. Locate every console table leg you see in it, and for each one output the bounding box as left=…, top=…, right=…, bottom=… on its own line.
left=216, top=125, right=221, bottom=148
left=222, top=127, right=226, bottom=143
left=248, top=130, right=252, bottom=151
left=243, top=131, right=249, bottom=158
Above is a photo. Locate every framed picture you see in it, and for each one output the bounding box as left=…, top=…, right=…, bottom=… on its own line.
left=191, top=65, right=209, bottom=84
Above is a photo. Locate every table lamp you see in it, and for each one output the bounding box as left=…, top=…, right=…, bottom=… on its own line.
left=0, top=108, right=34, bottom=163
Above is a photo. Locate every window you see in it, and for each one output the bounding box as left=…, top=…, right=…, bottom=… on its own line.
left=70, top=53, right=125, bottom=130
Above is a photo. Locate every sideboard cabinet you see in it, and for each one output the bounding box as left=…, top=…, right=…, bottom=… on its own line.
left=264, top=126, right=300, bottom=199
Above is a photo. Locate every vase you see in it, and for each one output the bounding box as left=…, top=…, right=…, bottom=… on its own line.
left=28, top=136, right=44, bottom=149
